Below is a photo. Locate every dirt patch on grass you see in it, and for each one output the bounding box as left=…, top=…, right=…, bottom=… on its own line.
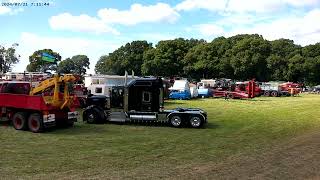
left=178, top=130, right=320, bottom=179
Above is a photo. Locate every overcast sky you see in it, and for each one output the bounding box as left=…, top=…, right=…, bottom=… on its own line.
left=1, top=0, right=320, bottom=73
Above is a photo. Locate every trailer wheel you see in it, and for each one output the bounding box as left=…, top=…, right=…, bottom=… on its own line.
left=28, top=113, right=44, bottom=133
left=189, top=115, right=204, bottom=128
left=264, top=91, right=270, bottom=96
left=169, top=115, right=182, bottom=127
left=12, top=112, right=28, bottom=130
left=271, top=91, right=278, bottom=97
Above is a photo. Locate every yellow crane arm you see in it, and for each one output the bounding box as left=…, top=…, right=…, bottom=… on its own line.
left=30, top=74, right=76, bottom=95
left=29, top=74, right=77, bottom=109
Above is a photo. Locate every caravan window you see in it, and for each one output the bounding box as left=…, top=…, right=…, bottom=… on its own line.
left=142, top=91, right=151, bottom=103
left=92, top=79, right=99, bottom=84
left=95, top=87, right=102, bottom=94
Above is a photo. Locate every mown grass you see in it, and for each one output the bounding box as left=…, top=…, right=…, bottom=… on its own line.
left=1, top=94, right=320, bottom=179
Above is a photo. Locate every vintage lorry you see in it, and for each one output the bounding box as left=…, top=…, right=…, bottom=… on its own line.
left=0, top=75, right=79, bottom=132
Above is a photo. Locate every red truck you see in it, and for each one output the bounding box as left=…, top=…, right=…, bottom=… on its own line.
left=0, top=75, right=79, bottom=133
left=259, top=82, right=301, bottom=97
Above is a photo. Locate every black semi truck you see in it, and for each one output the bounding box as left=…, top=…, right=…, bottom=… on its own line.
left=83, top=78, right=207, bottom=128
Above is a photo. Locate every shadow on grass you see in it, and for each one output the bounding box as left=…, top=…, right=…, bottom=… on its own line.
left=109, top=121, right=219, bottom=130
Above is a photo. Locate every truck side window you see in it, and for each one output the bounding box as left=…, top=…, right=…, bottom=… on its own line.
left=142, top=91, right=151, bottom=103
left=95, top=87, right=102, bottom=94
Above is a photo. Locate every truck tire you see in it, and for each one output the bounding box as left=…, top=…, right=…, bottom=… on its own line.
left=189, top=115, right=204, bottom=128
left=228, top=93, right=234, bottom=99
left=264, top=91, right=270, bottom=96
left=169, top=115, right=182, bottom=127
left=271, top=91, right=278, bottom=97
left=83, top=107, right=105, bottom=124
left=28, top=113, right=44, bottom=133
left=12, top=112, right=28, bottom=130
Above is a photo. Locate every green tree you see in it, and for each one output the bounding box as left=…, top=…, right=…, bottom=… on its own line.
left=183, top=37, right=233, bottom=79
left=95, top=41, right=152, bottom=75
left=267, top=39, right=301, bottom=81
left=0, top=43, right=20, bottom=73
left=301, top=43, right=320, bottom=85
left=142, top=38, right=205, bottom=77
left=229, top=34, right=270, bottom=81
left=57, top=58, right=74, bottom=74
left=57, top=55, right=90, bottom=75
left=286, top=54, right=305, bottom=82
left=26, top=49, right=61, bottom=72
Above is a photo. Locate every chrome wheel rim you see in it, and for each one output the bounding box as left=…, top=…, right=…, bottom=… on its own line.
left=171, top=116, right=181, bottom=127
left=190, top=116, right=201, bottom=127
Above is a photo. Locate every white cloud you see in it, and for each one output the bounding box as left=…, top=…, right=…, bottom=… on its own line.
left=137, top=33, right=177, bottom=42
left=176, top=0, right=320, bottom=13
left=194, top=9, right=320, bottom=45
left=49, top=13, right=120, bottom=35
left=0, top=6, right=24, bottom=15
left=13, top=32, right=122, bottom=73
left=195, top=24, right=225, bottom=36
left=49, top=3, right=179, bottom=34
left=0, top=6, right=11, bottom=15
left=284, top=0, right=320, bottom=7
left=98, top=3, right=180, bottom=25
left=226, top=0, right=283, bottom=13
left=227, top=9, right=320, bottom=45
left=176, top=0, right=227, bottom=12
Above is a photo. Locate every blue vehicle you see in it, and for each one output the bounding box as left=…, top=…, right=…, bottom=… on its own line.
left=197, top=88, right=212, bottom=98
left=169, top=89, right=191, bottom=100
left=169, top=80, right=192, bottom=100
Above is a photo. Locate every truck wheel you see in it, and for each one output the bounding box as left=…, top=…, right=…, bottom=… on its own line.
left=12, top=112, right=28, bottom=130
left=28, top=113, right=44, bottom=133
left=264, top=91, right=270, bottom=96
left=83, top=107, right=105, bottom=124
left=271, top=91, right=278, bottom=97
left=189, top=115, right=203, bottom=128
left=228, top=93, right=234, bottom=99
left=169, top=115, right=182, bottom=127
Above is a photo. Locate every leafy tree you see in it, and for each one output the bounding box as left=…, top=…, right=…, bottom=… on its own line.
left=57, top=55, right=90, bottom=75
left=95, top=41, right=152, bottom=75
left=183, top=37, right=233, bottom=79
left=302, top=43, right=320, bottom=58
left=229, top=34, right=270, bottom=81
left=26, top=49, right=61, bottom=72
left=267, top=39, right=301, bottom=81
left=0, top=43, right=20, bottom=73
left=286, top=54, right=305, bottom=82
left=57, top=58, right=74, bottom=74
left=142, top=38, right=205, bottom=77
left=94, top=34, right=320, bottom=85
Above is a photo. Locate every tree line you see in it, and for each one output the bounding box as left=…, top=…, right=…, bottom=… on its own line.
left=95, top=34, right=320, bottom=85
left=2, top=34, right=320, bottom=86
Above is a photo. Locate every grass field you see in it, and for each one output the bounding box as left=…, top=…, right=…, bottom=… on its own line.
left=1, top=94, right=320, bottom=179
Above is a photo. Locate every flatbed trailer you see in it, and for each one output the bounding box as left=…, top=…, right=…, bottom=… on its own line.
left=212, top=80, right=256, bottom=99
left=83, top=78, right=207, bottom=128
